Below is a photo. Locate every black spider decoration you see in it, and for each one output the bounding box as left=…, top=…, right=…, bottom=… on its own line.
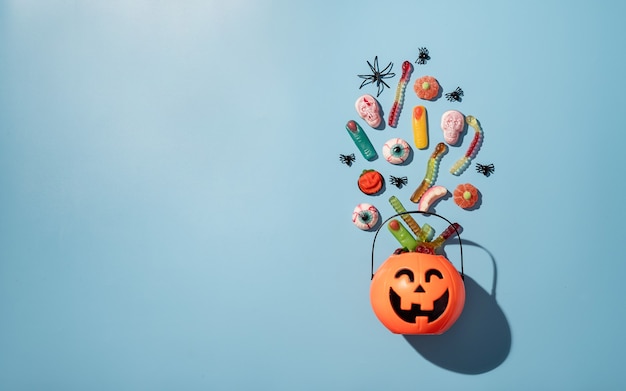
left=415, top=47, right=430, bottom=65
left=357, top=56, right=395, bottom=97
left=475, top=163, right=495, bottom=176
left=389, top=175, right=408, bottom=188
left=339, top=153, right=356, bottom=167
left=445, top=87, right=464, bottom=102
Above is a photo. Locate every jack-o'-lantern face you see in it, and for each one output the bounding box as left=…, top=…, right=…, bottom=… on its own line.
left=370, top=252, right=465, bottom=334
left=389, top=267, right=449, bottom=323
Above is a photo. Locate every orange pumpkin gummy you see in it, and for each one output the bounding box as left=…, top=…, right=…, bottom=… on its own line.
left=358, top=169, right=383, bottom=195
left=414, top=75, right=440, bottom=100
left=453, top=183, right=479, bottom=209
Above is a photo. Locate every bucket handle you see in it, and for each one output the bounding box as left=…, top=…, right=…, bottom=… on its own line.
left=370, top=211, right=464, bottom=280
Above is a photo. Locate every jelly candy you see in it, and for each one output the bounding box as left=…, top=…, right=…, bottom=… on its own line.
left=388, top=61, right=413, bottom=128
left=345, top=120, right=377, bottom=161
left=382, top=138, right=411, bottom=164
left=450, top=115, right=483, bottom=176
left=388, top=196, right=433, bottom=242
left=453, top=183, right=479, bottom=209
left=358, top=169, right=384, bottom=195
left=412, top=106, right=428, bottom=150
left=440, top=110, right=465, bottom=145
left=417, top=185, right=448, bottom=212
left=414, top=75, right=440, bottom=100
left=415, top=223, right=462, bottom=254
left=352, top=203, right=380, bottom=230
left=355, top=94, right=382, bottom=128
left=410, top=142, right=447, bottom=203
left=387, top=219, right=418, bottom=251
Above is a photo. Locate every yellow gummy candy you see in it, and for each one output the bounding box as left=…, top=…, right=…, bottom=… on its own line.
left=412, top=105, right=428, bottom=150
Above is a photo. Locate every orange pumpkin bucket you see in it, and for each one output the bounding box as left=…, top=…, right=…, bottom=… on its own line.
left=370, top=211, right=465, bottom=335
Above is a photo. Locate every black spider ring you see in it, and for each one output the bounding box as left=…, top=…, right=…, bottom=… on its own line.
left=415, top=47, right=430, bottom=65
left=389, top=175, right=408, bottom=188
left=339, top=153, right=356, bottom=167
left=445, top=86, right=464, bottom=102
left=475, top=163, right=495, bottom=176
left=357, top=56, right=395, bottom=97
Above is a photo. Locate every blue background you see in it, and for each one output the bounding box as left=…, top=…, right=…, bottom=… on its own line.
left=2, top=0, right=625, bottom=389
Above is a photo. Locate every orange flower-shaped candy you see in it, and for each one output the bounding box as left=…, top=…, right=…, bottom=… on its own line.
left=414, top=75, right=440, bottom=100
left=454, top=183, right=479, bottom=209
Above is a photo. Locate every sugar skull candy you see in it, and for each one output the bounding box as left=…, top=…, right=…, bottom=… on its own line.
left=440, top=110, right=465, bottom=145
left=355, top=94, right=382, bottom=128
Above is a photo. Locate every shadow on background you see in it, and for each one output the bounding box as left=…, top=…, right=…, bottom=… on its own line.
left=403, top=240, right=511, bottom=374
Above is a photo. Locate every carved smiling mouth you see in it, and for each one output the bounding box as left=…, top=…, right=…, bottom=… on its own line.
left=389, top=288, right=449, bottom=323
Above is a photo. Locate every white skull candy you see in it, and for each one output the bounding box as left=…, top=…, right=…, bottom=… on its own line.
left=440, top=110, right=465, bottom=145
left=355, top=94, right=382, bottom=128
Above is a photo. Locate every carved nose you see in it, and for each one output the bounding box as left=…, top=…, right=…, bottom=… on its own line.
left=414, top=284, right=425, bottom=293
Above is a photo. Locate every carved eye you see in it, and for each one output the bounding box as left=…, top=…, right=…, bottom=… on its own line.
left=394, top=268, right=414, bottom=282
left=425, top=269, right=443, bottom=282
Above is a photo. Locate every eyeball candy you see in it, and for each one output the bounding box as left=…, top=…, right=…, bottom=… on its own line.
left=412, top=105, right=428, bottom=150
left=441, top=110, right=465, bottom=145
left=345, top=120, right=377, bottom=161
left=352, top=203, right=380, bottom=230
left=382, top=138, right=411, bottom=164
left=358, top=169, right=384, bottom=195
left=355, top=94, right=382, bottom=128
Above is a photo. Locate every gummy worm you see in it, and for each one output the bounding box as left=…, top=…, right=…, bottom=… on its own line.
left=450, top=115, right=483, bottom=176
left=388, top=196, right=433, bottom=242
left=410, top=142, right=447, bottom=203
left=429, top=222, right=462, bottom=249
left=416, top=222, right=462, bottom=254
left=388, top=61, right=413, bottom=127
left=418, top=185, right=448, bottom=212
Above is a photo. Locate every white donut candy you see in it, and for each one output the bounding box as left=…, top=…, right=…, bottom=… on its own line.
left=382, top=138, right=411, bottom=164
left=352, top=203, right=380, bottom=230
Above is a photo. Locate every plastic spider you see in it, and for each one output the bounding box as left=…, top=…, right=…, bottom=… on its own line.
left=445, top=87, right=464, bottom=102
left=389, top=175, right=408, bottom=188
left=475, top=163, right=495, bottom=176
left=357, top=56, right=395, bottom=97
left=415, top=47, right=430, bottom=65
left=339, top=153, right=356, bottom=167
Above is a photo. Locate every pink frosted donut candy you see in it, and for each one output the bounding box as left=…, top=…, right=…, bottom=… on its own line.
left=355, top=94, right=382, bottom=128
left=441, top=110, right=465, bottom=145
left=352, top=203, right=380, bottom=230
left=382, top=138, right=411, bottom=164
